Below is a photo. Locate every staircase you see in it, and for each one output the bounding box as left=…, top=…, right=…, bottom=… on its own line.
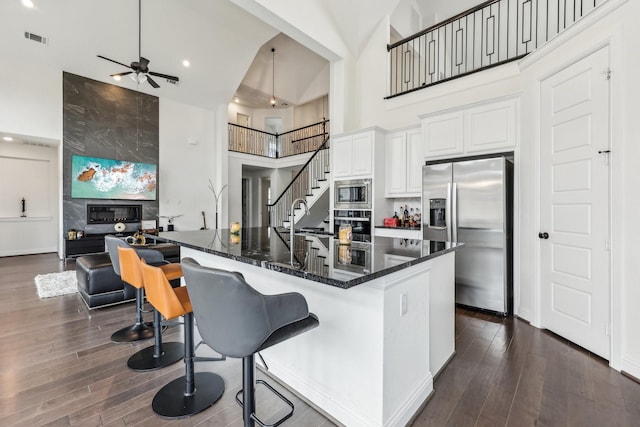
left=268, top=138, right=331, bottom=231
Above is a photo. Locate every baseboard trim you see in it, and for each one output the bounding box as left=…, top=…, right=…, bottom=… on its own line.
left=0, top=248, right=57, bottom=257
left=621, top=370, right=640, bottom=385
left=621, top=356, right=640, bottom=383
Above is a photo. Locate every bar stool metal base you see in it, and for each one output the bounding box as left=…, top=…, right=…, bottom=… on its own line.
left=110, top=321, right=154, bottom=343
left=236, top=355, right=294, bottom=427
left=127, top=341, right=184, bottom=371
left=152, top=372, right=225, bottom=419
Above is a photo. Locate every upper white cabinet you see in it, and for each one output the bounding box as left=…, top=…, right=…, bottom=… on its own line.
left=466, top=99, right=517, bottom=153
left=421, top=97, right=518, bottom=160
left=332, top=129, right=380, bottom=178
left=385, top=127, right=423, bottom=197
left=332, top=135, right=355, bottom=177
left=351, top=132, right=374, bottom=176
left=422, top=111, right=464, bottom=158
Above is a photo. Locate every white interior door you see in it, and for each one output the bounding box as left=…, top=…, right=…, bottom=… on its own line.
left=539, top=46, right=610, bottom=359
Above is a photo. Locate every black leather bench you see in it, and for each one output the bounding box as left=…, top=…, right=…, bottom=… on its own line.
left=76, top=244, right=180, bottom=309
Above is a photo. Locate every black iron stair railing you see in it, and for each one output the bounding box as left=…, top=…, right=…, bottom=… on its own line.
left=267, top=137, right=330, bottom=227
left=387, top=0, right=608, bottom=98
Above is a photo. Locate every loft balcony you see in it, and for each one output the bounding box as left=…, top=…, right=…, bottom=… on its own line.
left=228, top=119, right=329, bottom=158
left=387, top=0, right=608, bottom=98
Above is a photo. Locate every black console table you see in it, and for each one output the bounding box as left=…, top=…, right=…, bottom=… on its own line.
left=65, top=235, right=106, bottom=261
left=64, top=232, right=156, bottom=263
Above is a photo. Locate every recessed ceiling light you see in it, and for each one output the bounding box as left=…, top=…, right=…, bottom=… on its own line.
left=182, top=60, right=190, bottom=67
left=234, top=98, right=239, bottom=103
left=113, top=75, right=121, bottom=81
left=22, top=0, right=34, bottom=8
left=3, top=136, right=14, bottom=141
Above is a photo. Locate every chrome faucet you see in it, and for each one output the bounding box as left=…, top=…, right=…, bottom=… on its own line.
left=290, top=198, right=310, bottom=266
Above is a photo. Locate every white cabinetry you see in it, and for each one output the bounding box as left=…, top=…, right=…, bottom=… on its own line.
left=385, top=127, right=423, bottom=197
left=332, top=130, right=376, bottom=178
left=421, top=97, right=518, bottom=160
left=421, top=111, right=464, bottom=158
left=466, top=99, right=517, bottom=153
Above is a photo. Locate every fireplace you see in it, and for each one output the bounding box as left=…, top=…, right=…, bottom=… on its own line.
left=87, top=204, right=142, bottom=224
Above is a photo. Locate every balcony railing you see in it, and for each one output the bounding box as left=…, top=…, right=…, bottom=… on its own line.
left=387, top=0, right=608, bottom=98
left=228, top=119, right=330, bottom=159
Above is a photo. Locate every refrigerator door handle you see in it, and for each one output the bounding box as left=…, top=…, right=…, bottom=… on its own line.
left=446, top=183, right=452, bottom=241
left=452, top=183, right=458, bottom=242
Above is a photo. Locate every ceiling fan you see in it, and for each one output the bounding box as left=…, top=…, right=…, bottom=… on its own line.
left=97, top=0, right=179, bottom=88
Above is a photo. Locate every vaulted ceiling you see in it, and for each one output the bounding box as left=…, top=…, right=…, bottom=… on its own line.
left=0, top=0, right=477, bottom=111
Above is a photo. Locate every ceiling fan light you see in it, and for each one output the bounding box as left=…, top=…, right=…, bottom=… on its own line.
left=113, top=75, right=121, bottom=81
left=22, top=0, right=34, bottom=8
left=129, top=72, right=147, bottom=83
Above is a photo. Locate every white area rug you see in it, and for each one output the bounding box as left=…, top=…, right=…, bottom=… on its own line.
left=34, top=270, right=78, bottom=298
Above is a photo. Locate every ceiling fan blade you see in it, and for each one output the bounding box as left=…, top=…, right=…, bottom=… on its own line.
left=149, top=71, right=180, bottom=82
left=147, top=75, right=160, bottom=88
left=97, top=55, right=132, bottom=69
left=110, top=71, right=133, bottom=77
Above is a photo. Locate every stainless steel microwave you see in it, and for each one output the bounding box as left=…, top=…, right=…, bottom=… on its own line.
left=334, top=179, right=372, bottom=209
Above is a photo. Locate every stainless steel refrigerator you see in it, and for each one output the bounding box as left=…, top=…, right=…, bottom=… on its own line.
left=422, top=154, right=513, bottom=315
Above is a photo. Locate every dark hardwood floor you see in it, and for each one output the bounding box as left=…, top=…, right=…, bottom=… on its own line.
left=1, top=253, right=638, bottom=426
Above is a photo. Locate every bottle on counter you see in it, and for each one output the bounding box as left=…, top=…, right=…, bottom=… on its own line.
left=404, top=205, right=410, bottom=227
left=393, top=211, right=400, bottom=227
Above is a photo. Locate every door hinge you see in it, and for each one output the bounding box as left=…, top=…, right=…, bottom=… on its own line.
left=605, top=68, right=612, bottom=80
left=604, top=240, right=610, bottom=251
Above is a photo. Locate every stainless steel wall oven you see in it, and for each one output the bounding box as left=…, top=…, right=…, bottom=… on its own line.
left=333, top=210, right=372, bottom=242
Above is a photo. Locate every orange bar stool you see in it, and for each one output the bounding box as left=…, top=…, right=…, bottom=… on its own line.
left=141, top=260, right=225, bottom=418
left=117, top=246, right=184, bottom=371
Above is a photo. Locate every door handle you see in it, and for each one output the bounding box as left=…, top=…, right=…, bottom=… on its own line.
left=538, top=232, right=549, bottom=239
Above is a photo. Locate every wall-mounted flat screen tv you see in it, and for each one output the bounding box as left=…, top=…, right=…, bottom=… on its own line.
left=71, top=155, right=157, bottom=200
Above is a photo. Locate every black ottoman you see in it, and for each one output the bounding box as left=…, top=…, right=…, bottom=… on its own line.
left=77, top=253, right=133, bottom=309
left=76, top=244, right=181, bottom=309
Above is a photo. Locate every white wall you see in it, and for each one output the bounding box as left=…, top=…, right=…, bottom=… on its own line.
left=158, top=98, right=218, bottom=231
left=294, top=95, right=329, bottom=127
left=226, top=102, right=294, bottom=133
left=0, top=60, right=63, bottom=256
left=0, top=141, right=59, bottom=256
left=228, top=102, right=255, bottom=126
left=0, top=59, right=62, bottom=140
left=390, top=0, right=422, bottom=39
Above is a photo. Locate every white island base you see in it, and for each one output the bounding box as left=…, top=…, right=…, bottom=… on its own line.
left=182, top=247, right=455, bottom=427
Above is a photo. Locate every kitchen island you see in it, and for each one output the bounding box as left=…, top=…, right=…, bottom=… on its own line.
left=152, top=227, right=462, bottom=427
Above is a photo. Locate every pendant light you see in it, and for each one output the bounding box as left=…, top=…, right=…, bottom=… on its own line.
left=270, top=48, right=277, bottom=107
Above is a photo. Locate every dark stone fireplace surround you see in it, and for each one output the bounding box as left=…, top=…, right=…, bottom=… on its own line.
left=62, top=72, right=160, bottom=236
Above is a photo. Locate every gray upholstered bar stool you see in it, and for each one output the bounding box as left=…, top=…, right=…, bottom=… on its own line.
left=105, top=235, right=178, bottom=343
left=141, top=260, right=225, bottom=418
left=182, top=258, right=320, bottom=427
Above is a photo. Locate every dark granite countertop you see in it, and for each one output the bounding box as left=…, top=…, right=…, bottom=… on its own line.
left=149, top=227, right=462, bottom=289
